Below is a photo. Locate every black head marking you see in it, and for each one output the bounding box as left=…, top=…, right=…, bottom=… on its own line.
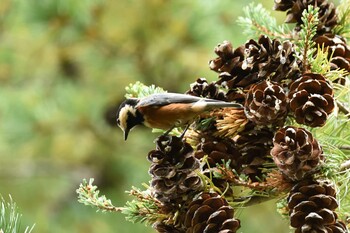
left=116, top=98, right=144, bottom=140
left=116, top=98, right=139, bottom=120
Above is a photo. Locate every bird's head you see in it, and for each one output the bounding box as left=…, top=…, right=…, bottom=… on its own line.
left=116, top=98, right=144, bottom=140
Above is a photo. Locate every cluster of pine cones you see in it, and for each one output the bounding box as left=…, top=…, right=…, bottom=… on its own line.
left=145, top=0, right=350, bottom=232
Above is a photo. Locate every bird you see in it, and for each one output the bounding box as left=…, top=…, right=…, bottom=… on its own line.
left=116, top=92, right=242, bottom=140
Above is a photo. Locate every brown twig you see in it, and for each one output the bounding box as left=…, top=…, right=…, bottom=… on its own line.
left=337, top=100, right=350, bottom=119
left=216, top=166, right=272, bottom=191
left=340, top=160, right=350, bottom=172
left=339, top=145, right=350, bottom=150
left=232, top=195, right=278, bottom=207
left=252, top=21, right=293, bottom=40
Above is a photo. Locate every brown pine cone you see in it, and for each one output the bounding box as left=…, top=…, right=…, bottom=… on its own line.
left=148, top=135, right=203, bottom=204
left=287, top=180, right=341, bottom=233
left=326, top=221, right=349, bottom=233
left=186, top=78, right=227, bottom=101
left=153, top=222, right=185, bottom=233
left=195, top=134, right=241, bottom=194
left=271, top=126, right=323, bottom=181
left=195, top=135, right=241, bottom=169
left=288, top=73, right=335, bottom=127
left=244, top=80, right=288, bottom=127
left=183, top=192, right=241, bottom=233
left=234, top=127, right=274, bottom=181
left=314, top=34, right=350, bottom=84
left=243, top=35, right=300, bottom=84
left=209, top=41, right=250, bottom=79
left=209, top=41, right=258, bottom=91
left=273, top=0, right=338, bottom=34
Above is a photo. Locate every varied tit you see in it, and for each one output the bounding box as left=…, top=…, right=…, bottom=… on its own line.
left=116, top=93, right=242, bottom=140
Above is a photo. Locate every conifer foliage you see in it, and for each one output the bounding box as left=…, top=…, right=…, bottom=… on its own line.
left=78, top=0, right=350, bottom=232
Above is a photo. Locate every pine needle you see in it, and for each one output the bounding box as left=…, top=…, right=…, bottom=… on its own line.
left=76, top=178, right=122, bottom=212
left=125, top=81, right=166, bottom=98
left=333, top=0, right=350, bottom=40
left=296, top=5, right=319, bottom=72
left=0, top=196, right=34, bottom=233
left=237, top=3, right=292, bottom=40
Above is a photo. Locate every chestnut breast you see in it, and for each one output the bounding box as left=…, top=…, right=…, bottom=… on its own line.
left=138, top=103, right=202, bottom=129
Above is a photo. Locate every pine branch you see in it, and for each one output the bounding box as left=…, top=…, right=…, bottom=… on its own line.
left=122, top=187, right=168, bottom=225
left=310, top=45, right=331, bottom=74
left=0, top=196, right=34, bottom=233
left=77, top=179, right=169, bottom=225
left=333, top=0, right=350, bottom=40
left=309, top=113, right=350, bottom=217
left=237, top=3, right=292, bottom=40
left=214, top=163, right=273, bottom=191
left=296, top=6, right=319, bottom=73
left=125, top=81, right=166, bottom=98
left=76, top=178, right=122, bottom=212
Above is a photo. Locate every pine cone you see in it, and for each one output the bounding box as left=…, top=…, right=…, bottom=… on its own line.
left=195, top=135, right=241, bottom=169
left=288, top=73, right=335, bottom=127
left=271, top=126, right=323, bottom=181
left=225, top=85, right=247, bottom=104
left=287, top=180, right=341, bottom=233
left=243, top=35, right=300, bottom=84
left=184, top=192, right=241, bottom=233
left=195, top=134, right=241, bottom=194
left=266, top=170, right=294, bottom=193
left=209, top=41, right=257, bottom=90
left=148, top=135, right=203, bottom=204
left=186, top=78, right=227, bottom=101
left=274, top=0, right=338, bottom=34
left=244, top=80, right=288, bottom=127
left=314, top=33, right=350, bottom=84
left=326, top=221, right=349, bottom=233
left=234, top=127, right=274, bottom=181
left=209, top=41, right=250, bottom=79
left=153, top=222, right=185, bottom=233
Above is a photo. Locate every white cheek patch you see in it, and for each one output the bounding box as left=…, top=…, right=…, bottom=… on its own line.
left=118, top=104, right=137, bottom=131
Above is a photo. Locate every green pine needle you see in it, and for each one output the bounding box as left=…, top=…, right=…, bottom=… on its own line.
left=125, top=81, right=166, bottom=98
left=311, top=45, right=349, bottom=81
left=0, top=196, right=34, bottom=233
left=310, top=45, right=331, bottom=74
left=333, top=0, right=350, bottom=40
left=296, top=5, right=319, bottom=72
left=237, top=3, right=292, bottom=40
left=307, top=112, right=350, bottom=218
left=76, top=178, right=121, bottom=212
left=77, top=180, right=168, bottom=226
left=122, top=187, right=168, bottom=226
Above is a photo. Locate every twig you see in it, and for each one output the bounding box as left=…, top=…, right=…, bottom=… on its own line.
left=340, top=160, right=350, bottom=172
left=337, top=100, right=350, bottom=118
left=339, top=145, right=350, bottom=150
left=216, top=166, right=272, bottom=191
left=252, top=21, right=293, bottom=39
left=301, top=12, right=316, bottom=73
left=231, top=195, right=277, bottom=207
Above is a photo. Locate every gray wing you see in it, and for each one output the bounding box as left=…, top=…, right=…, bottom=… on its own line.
left=136, top=93, right=221, bottom=107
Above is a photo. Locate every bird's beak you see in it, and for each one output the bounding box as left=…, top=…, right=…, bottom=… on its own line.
left=124, top=128, right=130, bottom=141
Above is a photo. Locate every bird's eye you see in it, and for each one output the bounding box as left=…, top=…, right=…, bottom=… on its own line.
left=117, top=119, right=120, bottom=125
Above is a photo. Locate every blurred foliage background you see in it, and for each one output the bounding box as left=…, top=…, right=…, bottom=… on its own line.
left=2, top=0, right=341, bottom=232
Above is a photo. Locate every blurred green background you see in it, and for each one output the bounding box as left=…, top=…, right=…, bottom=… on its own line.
left=0, top=0, right=304, bottom=232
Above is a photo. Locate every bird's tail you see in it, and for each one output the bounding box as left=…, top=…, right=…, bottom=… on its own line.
left=192, top=100, right=243, bottom=112
left=204, top=101, right=243, bottom=108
